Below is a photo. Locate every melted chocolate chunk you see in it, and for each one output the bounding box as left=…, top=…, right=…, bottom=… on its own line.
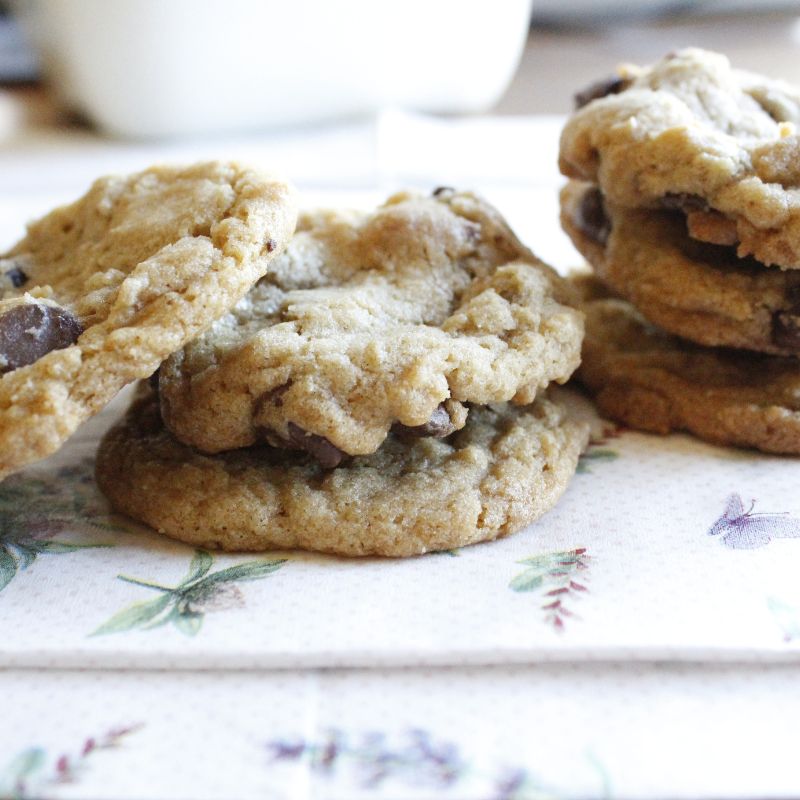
left=0, top=303, right=82, bottom=374
left=260, top=382, right=291, bottom=410
left=574, top=76, right=630, bottom=109
left=771, top=285, right=800, bottom=350
left=660, top=193, right=709, bottom=213
left=574, top=187, right=611, bottom=245
left=287, top=422, right=345, bottom=469
left=148, top=367, right=161, bottom=392
left=393, top=403, right=457, bottom=439
left=432, top=186, right=454, bottom=197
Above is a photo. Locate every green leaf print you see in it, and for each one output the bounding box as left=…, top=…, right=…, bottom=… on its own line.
left=173, top=611, right=203, bottom=637
left=185, top=550, right=214, bottom=583
left=0, top=459, right=118, bottom=594
left=6, top=748, right=45, bottom=779
left=576, top=449, right=619, bottom=474
left=577, top=423, right=623, bottom=474
left=509, top=548, right=590, bottom=632
left=0, top=747, right=45, bottom=798
left=508, top=571, right=544, bottom=593
left=767, top=596, right=800, bottom=642
left=200, top=560, right=285, bottom=585
left=31, top=541, right=90, bottom=554
left=0, top=549, right=18, bottom=593
left=91, top=594, right=172, bottom=637
left=92, top=550, right=288, bottom=637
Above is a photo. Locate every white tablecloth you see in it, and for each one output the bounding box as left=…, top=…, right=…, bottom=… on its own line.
left=1, top=109, right=799, bottom=800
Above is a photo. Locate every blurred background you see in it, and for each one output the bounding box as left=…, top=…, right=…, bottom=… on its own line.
left=0, top=0, right=799, bottom=138
left=1, top=0, right=799, bottom=271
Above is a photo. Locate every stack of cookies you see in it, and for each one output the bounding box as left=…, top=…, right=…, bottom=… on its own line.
left=0, top=166, right=589, bottom=556
left=558, top=48, right=800, bottom=455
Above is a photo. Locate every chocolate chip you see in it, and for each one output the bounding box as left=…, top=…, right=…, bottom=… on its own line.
left=0, top=303, right=82, bottom=374
left=393, top=403, right=457, bottom=439
left=660, top=193, right=709, bottom=213
left=258, top=382, right=291, bottom=411
left=265, top=238, right=277, bottom=253
left=574, top=76, right=630, bottom=109
left=287, top=422, right=345, bottom=469
left=573, top=187, right=611, bottom=245
left=772, top=310, right=800, bottom=351
left=5, top=267, right=28, bottom=288
left=0, top=258, right=31, bottom=293
left=784, top=285, right=800, bottom=308
left=678, top=237, right=742, bottom=269
left=432, top=186, right=454, bottom=197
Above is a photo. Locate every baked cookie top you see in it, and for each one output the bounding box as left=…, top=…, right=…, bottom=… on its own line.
left=96, top=385, right=588, bottom=557
left=560, top=48, right=800, bottom=268
left=577, top=279, right=800, bottom=454
left=158, top=189, right=584, bottom=463
left=0, top=161, right=297, bottom=480
left=561, top=180, right=800, bottom=355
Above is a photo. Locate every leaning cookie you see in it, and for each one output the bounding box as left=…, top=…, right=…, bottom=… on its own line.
left=97, top=385, right=588, bottom=557
left=577, top=280, right=800, bottom=454
left=561, top=180, right=800, bottom=355
left=0, top=162, right=296, bottom=480
left=560, top=48, right=800, bottom=268
left=157, top=189, right=584, bottom=464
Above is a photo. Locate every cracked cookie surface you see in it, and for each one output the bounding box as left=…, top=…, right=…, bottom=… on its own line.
left=97, top=385, right=589, bottom=557
left=560, top=48, right=800, bottom=268
left=0, top=161, right=297, bottom=479
left=561, top=180, right=800, bottom=355
left=577, top=279, right=800, bottom=454
left=158, top=190, right=584, bottom=459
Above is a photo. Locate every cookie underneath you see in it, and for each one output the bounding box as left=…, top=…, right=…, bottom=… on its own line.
left=577, top=280, right=800, bottom=454
left=561, top=180, right=800, bottom=356
left=96, top=387, right=588, bottom=557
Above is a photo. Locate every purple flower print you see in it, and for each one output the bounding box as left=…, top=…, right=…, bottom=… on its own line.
left=267, top=729, right=467, bottom=790
left=265, top=728, right=606, bottom=799
left=708, top=494, right=800, bottom=549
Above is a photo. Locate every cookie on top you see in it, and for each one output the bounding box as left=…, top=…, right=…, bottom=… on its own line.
left=560, top=48, right=800, bottom=269
left=157, top=189, right=585, bottom=465
left=0, top=162, right=297, bottom=479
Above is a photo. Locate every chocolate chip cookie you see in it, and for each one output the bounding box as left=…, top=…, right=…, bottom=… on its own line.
left=157, top=189, right=584, bottom=462
left=96, top=384, right=589, bottom=556
left=0, top=162, right=297, bottom=479
left=560, top=48, right=800, bottom=268
left=577, top=279, right=800, bottom=454
left=561, top=180, right=800, bottom=355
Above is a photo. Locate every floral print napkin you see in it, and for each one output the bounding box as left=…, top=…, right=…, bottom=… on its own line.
left=2, top=114, right=800, bottom=799
left=2, top=387, right=799, bottom=671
